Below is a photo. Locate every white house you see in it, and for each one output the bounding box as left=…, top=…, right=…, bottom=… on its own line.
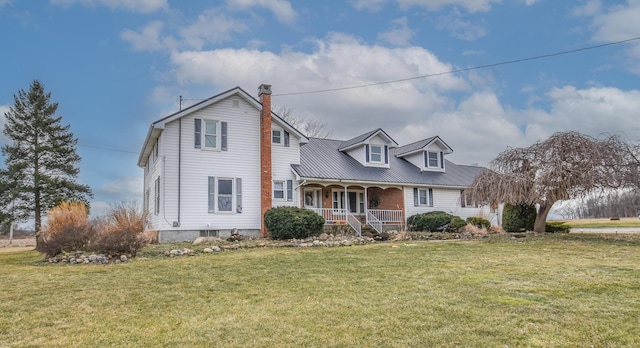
left=138, top=84, right=497, bottom=242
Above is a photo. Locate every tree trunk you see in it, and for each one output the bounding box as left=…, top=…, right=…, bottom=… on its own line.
left=533, top=201, right=554, bottom=233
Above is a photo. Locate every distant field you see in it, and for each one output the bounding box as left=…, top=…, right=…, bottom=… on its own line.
left=553, top=217, right=640, bottom=228
left=1, top=234, right=640, bottom=347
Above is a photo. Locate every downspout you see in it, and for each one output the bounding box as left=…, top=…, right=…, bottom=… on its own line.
left=177, top=117, right=181, bottom=226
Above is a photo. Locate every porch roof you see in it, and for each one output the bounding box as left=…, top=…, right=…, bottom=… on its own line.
left=292, top=138, right=486, bottom=188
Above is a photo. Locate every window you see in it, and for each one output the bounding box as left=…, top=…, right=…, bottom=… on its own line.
left=370, top=145, right=382, bottom=162
left=273, top=181, right=284, bottom=199
left=154, top=177, right=160, bottom=214
left=428, top=152, right=438, bottom=167
left=208, top=177, right=242, bottom=213
left=217, top=178, right=233, bottom=212
left=413, top=188, right=433, bottom=207
left=204, top=120, right=218, bottom=149
left=195, top=119, right=227, bottom=150
left=272, top=130, right=281, bottom=144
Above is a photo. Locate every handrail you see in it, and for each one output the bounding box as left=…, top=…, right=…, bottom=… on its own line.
left=366, top=211, right=383, bottom=235
left=346, top=210, right=361, bottom=236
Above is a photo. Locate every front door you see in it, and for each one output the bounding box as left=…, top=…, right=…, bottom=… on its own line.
left=304, top=189, right=321, bottom=209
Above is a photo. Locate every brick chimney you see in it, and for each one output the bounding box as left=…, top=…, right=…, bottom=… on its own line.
left=259, top=84, right=272, bottom=237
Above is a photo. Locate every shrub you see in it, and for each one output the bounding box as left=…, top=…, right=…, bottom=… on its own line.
left=37, top=201, right=93, bottom=257
left=545, top=221, right=570, bottom=233
left=407, top=211, right=454, bottom=232
left=466, top=217, right=491, bottom=229
left=89, top=202, right=150, bottom=256
left=502, top=203, right=536, bottom=232
left=449, top=217, right=467, bottom=230
left=264, top=206, right=325, bottom=239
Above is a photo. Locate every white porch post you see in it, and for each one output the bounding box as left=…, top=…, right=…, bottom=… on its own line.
left=364, top=186, right=369, bottom=224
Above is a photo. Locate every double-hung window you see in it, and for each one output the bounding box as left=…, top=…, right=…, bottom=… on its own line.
left=208, top=177, right=242, bottom=213
left=274, top=180, right=293, bottom=201
left=413, top=188, right=434, bottom=207
left=273, top=181, right=284, bottom=199
left=272, top=130, right=281, bottom=144
left=370, top=145, right=382, bottom=163
left=195, top=119, right=227, bottom=150
left=204, top=120, right=218, bottom=149
left=428, top=152, right=439, bottom=167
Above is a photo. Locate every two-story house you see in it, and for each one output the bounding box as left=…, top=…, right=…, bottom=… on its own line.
left=138, top=84, right=496, bottom=242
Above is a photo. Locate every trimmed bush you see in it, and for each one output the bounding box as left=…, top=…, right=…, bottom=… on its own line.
left=89, top=202, right=150, bottom=256
left=502, top=203, right=536, bottom=232
left=37, top=201, right=93, bottom=257
left=450, top=217, right=468, bottom=230
left=407, top=211, right=454, bottom=232
left=466, top=217, right=491, bottom=229
left=264, top=206, right=325, bottom=240
left=545, top=221, right=570, bottom=233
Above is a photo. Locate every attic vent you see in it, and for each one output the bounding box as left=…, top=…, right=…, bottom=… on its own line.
left=232, top=100, right=240, bottom=108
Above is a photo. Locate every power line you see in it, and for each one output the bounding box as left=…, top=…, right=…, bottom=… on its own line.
left=273, top=36, right=640, bottom=97
left=78, top=143, right=139, bottom=155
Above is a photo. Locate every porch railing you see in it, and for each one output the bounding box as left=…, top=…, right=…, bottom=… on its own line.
left=346, top=210, right=362, bottom=236
left=366, top=211, right=383, bottom=235
left=368, top=209, right=404, bottom=223
left=308, top=208, right=345, bottom=223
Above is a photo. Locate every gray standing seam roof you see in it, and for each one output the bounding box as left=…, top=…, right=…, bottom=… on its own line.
left=292, top=137, right=486, bottom=187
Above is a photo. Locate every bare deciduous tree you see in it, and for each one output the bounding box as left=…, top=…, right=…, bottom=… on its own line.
left=468, top=131, right=639, bottom=233
left=274, top=105, right=333, bottom=138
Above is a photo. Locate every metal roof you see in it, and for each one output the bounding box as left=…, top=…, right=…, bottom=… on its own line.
left=292, top=137, right=486, bottom=187
left=338, top=128, right=398, bottom=151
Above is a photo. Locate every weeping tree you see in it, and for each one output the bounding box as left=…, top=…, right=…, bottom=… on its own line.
left=468, top=131, right=639, bottom=233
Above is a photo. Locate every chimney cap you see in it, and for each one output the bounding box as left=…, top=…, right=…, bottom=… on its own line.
left=258, top=84, right=272, bottom=96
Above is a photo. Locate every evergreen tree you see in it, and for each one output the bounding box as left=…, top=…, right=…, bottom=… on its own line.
left=1, top=80, right=92, bottom=243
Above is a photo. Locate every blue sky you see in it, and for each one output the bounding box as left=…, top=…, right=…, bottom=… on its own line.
left=1, top=0, right=639, bottom=217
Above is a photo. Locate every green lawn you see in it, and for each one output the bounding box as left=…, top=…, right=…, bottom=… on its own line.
left=1, top=234, right=639, bottom=347
left=556, top=217, right=640, bottom=229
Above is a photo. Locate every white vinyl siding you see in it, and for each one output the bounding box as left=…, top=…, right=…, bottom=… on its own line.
left=155, top=96, right=261, bottom=231
left=271, top=120, right=300, bottom=208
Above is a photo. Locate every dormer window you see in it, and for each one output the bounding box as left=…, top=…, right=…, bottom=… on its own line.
left=425, top=151, right=444, bottom=169
left=370, top=145, right=382, bottom=163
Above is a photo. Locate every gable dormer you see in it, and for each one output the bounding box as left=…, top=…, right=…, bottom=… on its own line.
left=395, top=136, right=453, bottom=172
left=338, top=128, right=398, bottom=168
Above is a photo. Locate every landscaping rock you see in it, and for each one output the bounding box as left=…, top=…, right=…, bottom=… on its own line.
left=203, top=248, right=213, bottom=253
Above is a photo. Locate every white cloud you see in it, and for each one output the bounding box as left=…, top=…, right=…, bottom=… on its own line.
left=121, top=10, right=248, bottom=52
left=378, top=17, right=414, bottom=46
left=571, top=0, right=602, bottom=17
left=179, top=8, right=249, bottom=49
left=590, top=1, right=640, bottom=42
left=437, top=9, right=488, bottom=40
left=395, top=0, right=501, bottom=13
left=50, top=0, right=168, bottom=13
left=351, top=0, right=389, bottom=12
left=225, top=0, right=297, bottom=24
left=120, top=21, right=174, bottom=52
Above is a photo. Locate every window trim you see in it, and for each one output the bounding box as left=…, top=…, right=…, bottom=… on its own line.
left=216, top=177, right=234, bottom=213
left=417, top=188, right=434, bottom=207
left=273, top=180, right=285, bottom=200
left=272, top=129, right=282, bottom=144
left=369, top=145, right=383, bottom=163
left=203, top=119, right=220, bottom=150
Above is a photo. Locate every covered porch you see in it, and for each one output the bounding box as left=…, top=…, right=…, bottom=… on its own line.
left=301, top=183, right=405, bottom=235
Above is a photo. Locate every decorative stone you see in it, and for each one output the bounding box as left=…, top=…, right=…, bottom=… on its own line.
left=211, top=245, right=221, bottom=252
left=120, top=255, right=128, bottom=262
left=203, top=248, right=213, bottom=253
left=318, top=233, right=329, bottom=241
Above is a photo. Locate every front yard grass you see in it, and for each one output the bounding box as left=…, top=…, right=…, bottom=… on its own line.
left=556, top=217, right=640, bottom=228
left=1, top=234, right=639, bottom=347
